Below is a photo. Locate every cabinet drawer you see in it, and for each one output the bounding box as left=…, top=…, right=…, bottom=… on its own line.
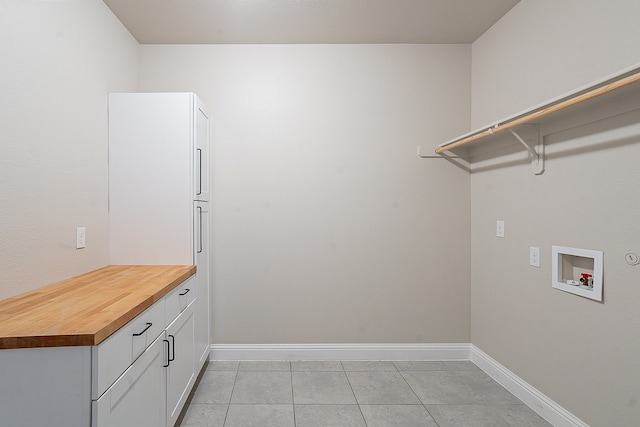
left=92, top=334, right=166, bottom=427
left=165, top=275, right=196, bottom=325
left=91, top=298, right=165, bottom=399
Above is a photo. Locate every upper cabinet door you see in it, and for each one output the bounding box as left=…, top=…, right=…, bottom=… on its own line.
left=194, top=95, right=210, bottom=202
left=109, top=93, right=194, bottom=265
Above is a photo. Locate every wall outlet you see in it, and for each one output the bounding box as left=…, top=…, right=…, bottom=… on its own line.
left=496, top=220, right=505, bottom=238
left=529, top=246, right=540, bottom=267
left=76, top=227, right=86, bottom=249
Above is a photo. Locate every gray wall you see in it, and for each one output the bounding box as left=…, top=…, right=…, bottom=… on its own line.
left=0, top=0, right=139, bottom=300
left=139, top=44, right=472, bottom=344
left=470, top=0, right=640, bottom=425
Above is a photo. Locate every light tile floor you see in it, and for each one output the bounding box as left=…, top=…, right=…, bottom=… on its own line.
left=177, top=360, right=552, bottom=427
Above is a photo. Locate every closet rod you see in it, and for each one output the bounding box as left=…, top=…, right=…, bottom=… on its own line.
left=435, top=69, right=640, bottom=155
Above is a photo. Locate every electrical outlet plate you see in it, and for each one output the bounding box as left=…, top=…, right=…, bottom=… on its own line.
left=496, top=220, right=505, bottom=238
left=529, top=247, right=540, bottom=267
left=76, top=227, right=86, bottom=249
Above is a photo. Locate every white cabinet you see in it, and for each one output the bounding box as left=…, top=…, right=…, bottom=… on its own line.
left=108, top=92, right=211, bottom=372
left=165, top=304, right=196, bottom=427
left=0, top=266, right=200, bottom=427
left=194, top=96, right=210, bottom=202
left=91, top=298, right=166, bottom=399
left=194, top=200, right=210, bottom=369
left=108, top=92, right=210, bottom=264
left=0, top=346, right=92, bottom=427
left=91, top=275, right=198, bottom=427
left=92, top=334, right=166, bottom=427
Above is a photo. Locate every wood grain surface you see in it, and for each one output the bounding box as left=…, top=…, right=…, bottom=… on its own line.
left=0, top=265, right=196, bottom=349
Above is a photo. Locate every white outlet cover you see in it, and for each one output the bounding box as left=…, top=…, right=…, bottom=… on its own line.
left=496, top=220, right=505, bottom=238
left=529, top=246, right=540, bottom=267
left=76, top=227, right=86, bottom=249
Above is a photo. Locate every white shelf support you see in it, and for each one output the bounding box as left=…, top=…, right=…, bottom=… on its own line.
left=417, top=146, right=465, bottom=159
left=417, top=146, right=471, bottom=172
left=508, top=125, right=544, bottom=175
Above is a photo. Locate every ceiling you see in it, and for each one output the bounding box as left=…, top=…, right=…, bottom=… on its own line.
left=102, top=0, right=520, bottom=45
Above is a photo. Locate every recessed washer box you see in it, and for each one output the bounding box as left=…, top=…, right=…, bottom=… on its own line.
left=552, top=245, right=603, bottom=301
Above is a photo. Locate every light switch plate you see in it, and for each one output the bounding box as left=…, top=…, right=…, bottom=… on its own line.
left=496, top=220, right=505, bottom=238
left=76, top=227, right=86, bottom=249
left=530, top=246, right=540, bottom=267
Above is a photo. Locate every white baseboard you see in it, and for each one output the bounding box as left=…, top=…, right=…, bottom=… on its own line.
left=210, top=343, right=470, bottom=361
left=471, top=345, right=588, bottom=427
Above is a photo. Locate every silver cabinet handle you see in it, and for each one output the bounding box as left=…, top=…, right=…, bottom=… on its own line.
left=132, top=322, right=152, bottom=337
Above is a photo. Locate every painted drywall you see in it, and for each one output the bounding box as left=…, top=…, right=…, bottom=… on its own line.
left=0, top=0, right=139, bottom=300
left=471, top=0, right=640, bottom=425
left=139, top=44, right=472, bottom=344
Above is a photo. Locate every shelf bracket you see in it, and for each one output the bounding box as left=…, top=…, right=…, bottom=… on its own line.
left=417, top=146, right=470, bottom=172
left=416, top=146, right=465, bottom=159
left=508, top=125, right=544, bottom=175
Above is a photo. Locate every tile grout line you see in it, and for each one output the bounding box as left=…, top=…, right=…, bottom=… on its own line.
left=289, top=361, right=297, bottom=427
left=221, top=362, right=240, bottom=427
left=341, top=360, right=370, bottom=427
left=395, top=363, right=446, bottom=427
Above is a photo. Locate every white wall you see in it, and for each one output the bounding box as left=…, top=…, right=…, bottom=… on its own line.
left=471, top=1, right=640, bottom=425
left=140, top=44, right=472, bottom=344
left=0, top=0, right=139, bottom=299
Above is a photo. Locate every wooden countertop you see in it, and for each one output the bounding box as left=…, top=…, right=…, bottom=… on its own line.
left=0, top=265, right=196, bottom=349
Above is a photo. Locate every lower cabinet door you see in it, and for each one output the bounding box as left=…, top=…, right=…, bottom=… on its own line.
left=166, top=303, right=196, bottom=427
left=194, top=200, right=210, bottom=371
left=92, top=334, right=166, bottom=427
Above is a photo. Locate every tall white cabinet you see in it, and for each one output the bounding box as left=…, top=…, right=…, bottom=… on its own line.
left=108, top=92, right=211, bottom=425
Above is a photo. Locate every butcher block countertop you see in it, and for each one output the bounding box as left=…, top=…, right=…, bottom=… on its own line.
left=0, top=265, right=196, bottom=350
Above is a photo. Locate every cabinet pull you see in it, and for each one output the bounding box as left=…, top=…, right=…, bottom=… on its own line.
left=163, top=339, right=170, bottom=367
left=133, top=322, right=152, bottom=337
left=196, top=148, right=202, bottom=196
left=179, top=288, right=191, bottom=296
left=197, top=206, right=203, bottom=254
left=168, top=334, right=176, bottom=362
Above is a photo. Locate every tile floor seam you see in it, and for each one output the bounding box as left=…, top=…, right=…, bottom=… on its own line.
left=397, top=368, right=425, bottom=406
left=289, top=364, right=297, bottom=426
left=422, top=403, right=443, bottom=427
left=221, top=363, right=240, bottom=426
left=341, top=364, right=370, bottom=427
